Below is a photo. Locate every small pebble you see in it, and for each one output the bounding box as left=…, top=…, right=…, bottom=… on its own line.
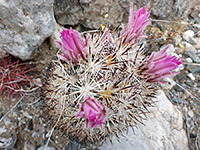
left=183, top=30, right=194, bottom=42
left=185, top=58, right=193, bottom=63
left=32, top=131, right=40, bottom=138
left=0, top=128, right=7, bottom=134
left=187, top=73, right=195, bottom=80
left=37, top=145, right=56, bottom=150
left=188, top=110, right=194, bottom=118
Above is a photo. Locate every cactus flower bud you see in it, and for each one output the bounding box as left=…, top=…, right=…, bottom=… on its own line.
left=55, top=28, right=90, bottom=62
left=141, top=46, right=182, bottom=83
left=76, top=97, right=106, bottom=129
left=121, top=3, right=151, bottom=44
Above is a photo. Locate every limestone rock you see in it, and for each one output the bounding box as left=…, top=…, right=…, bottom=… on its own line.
left=0, top=0, right=56, bottom=60
left=99, top=90, right=189, bottom=150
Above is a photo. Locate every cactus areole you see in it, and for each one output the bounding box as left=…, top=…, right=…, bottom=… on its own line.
left=42, top=3, right=181, bottom=145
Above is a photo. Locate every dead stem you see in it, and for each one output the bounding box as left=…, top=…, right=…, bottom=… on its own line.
left=182, top=62, right=200, bottom=66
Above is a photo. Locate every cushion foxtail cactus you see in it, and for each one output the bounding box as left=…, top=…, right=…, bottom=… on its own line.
left=42, top=2, right=182, bottom=146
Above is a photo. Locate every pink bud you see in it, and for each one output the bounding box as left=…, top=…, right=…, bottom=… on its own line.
left=55, top=28, right=90, bottom=62
left=75, top=97, right=106, bottom=129
left=141, top=46, right=182, bottom=83
left=120, top=3, right=151, bottom=44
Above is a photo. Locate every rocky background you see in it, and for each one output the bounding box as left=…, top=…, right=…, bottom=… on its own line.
left=0, top=0, right=200, bottom=149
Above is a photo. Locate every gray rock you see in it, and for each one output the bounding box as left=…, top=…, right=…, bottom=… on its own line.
left=193, top=37, right=200, bottom=49
left=23, top=140, right=36, bottom=150
left=173, top=34, right=182, bottom=46
left=190, top=6, right=200, bottom=23
left=54, top=0, right=194, bottom=29
left=185, top=58, right=193, bottom=63
left=186, top=65, right=200, bottom=74
left=188, top=110, right=194, bottom=118
left=55, top=0, right=130, bottom=29
left=183, top=30, right=195, bottom=42
left=0, top=134, right=17, bottom=149
left=99, top=90, right=188, bottom=150
left=183, top=42, right=199, bottom=62
left=37, top=145, right=56, bottom=150
left=185, top=79, right=194, bottom=87
left=150, top=0, right=194, bottom=20
left=169, top=88, right=183, bottom=104
left=0, top=0, right=56, bottom=60
left=187, top=73, right=195, bottom=81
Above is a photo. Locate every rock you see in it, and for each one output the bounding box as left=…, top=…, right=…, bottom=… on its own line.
left=150, top=0, right=194, bottom=20
left=169, top=88, right=183, bottom=104
left=186, top=65, right=200, bottom=74
left=187, top=73, right=195, bottom=80
left=0, top=0, right=56, bottom=60
left=50, top=23, right=64, bottom=51
left=188, top=110, right=194, bottom=118
left=173, top=34, right=182, bottom=46
left=185, top=79, right=194, bottom=87
left=37, top=145, right=56, bottom=150
left=189, top=6, right=200, bottom=23
left=0, top=134, right=17, bottom=149
left=185, top=58, right=193, bottom=63
left=173, top=84, right=185, bottom=92
left=185, top=51, right=199, bottom=63
left=194, top=23, right=200, bottom=29
left=99, top=90, right=189, bottom=150
left=182, top=30, right=195, bottom=42
left=193, top=37, right=200, bottom=49
left=54, top=0, right=194, bottom=29
left=182, top=42, right=199, bottom=62
left=0, top=128, right=7, bottom=134
left=23, top=140, right=36, bottom=150
left=175, top=47, right=184, bottom=54
left=54, top=0, right=130, bottom=29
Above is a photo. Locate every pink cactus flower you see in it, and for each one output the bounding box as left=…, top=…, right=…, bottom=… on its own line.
left=120, top=3, right=151, bottom=44
left=75, top=97, right=106, bottom=129
left=55, top=28, right=90, bottom=62
left=141, top=46, right=182, bottom=83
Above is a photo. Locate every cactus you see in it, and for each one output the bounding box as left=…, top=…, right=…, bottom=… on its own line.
left=42, top=3, right=181, bottom=146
